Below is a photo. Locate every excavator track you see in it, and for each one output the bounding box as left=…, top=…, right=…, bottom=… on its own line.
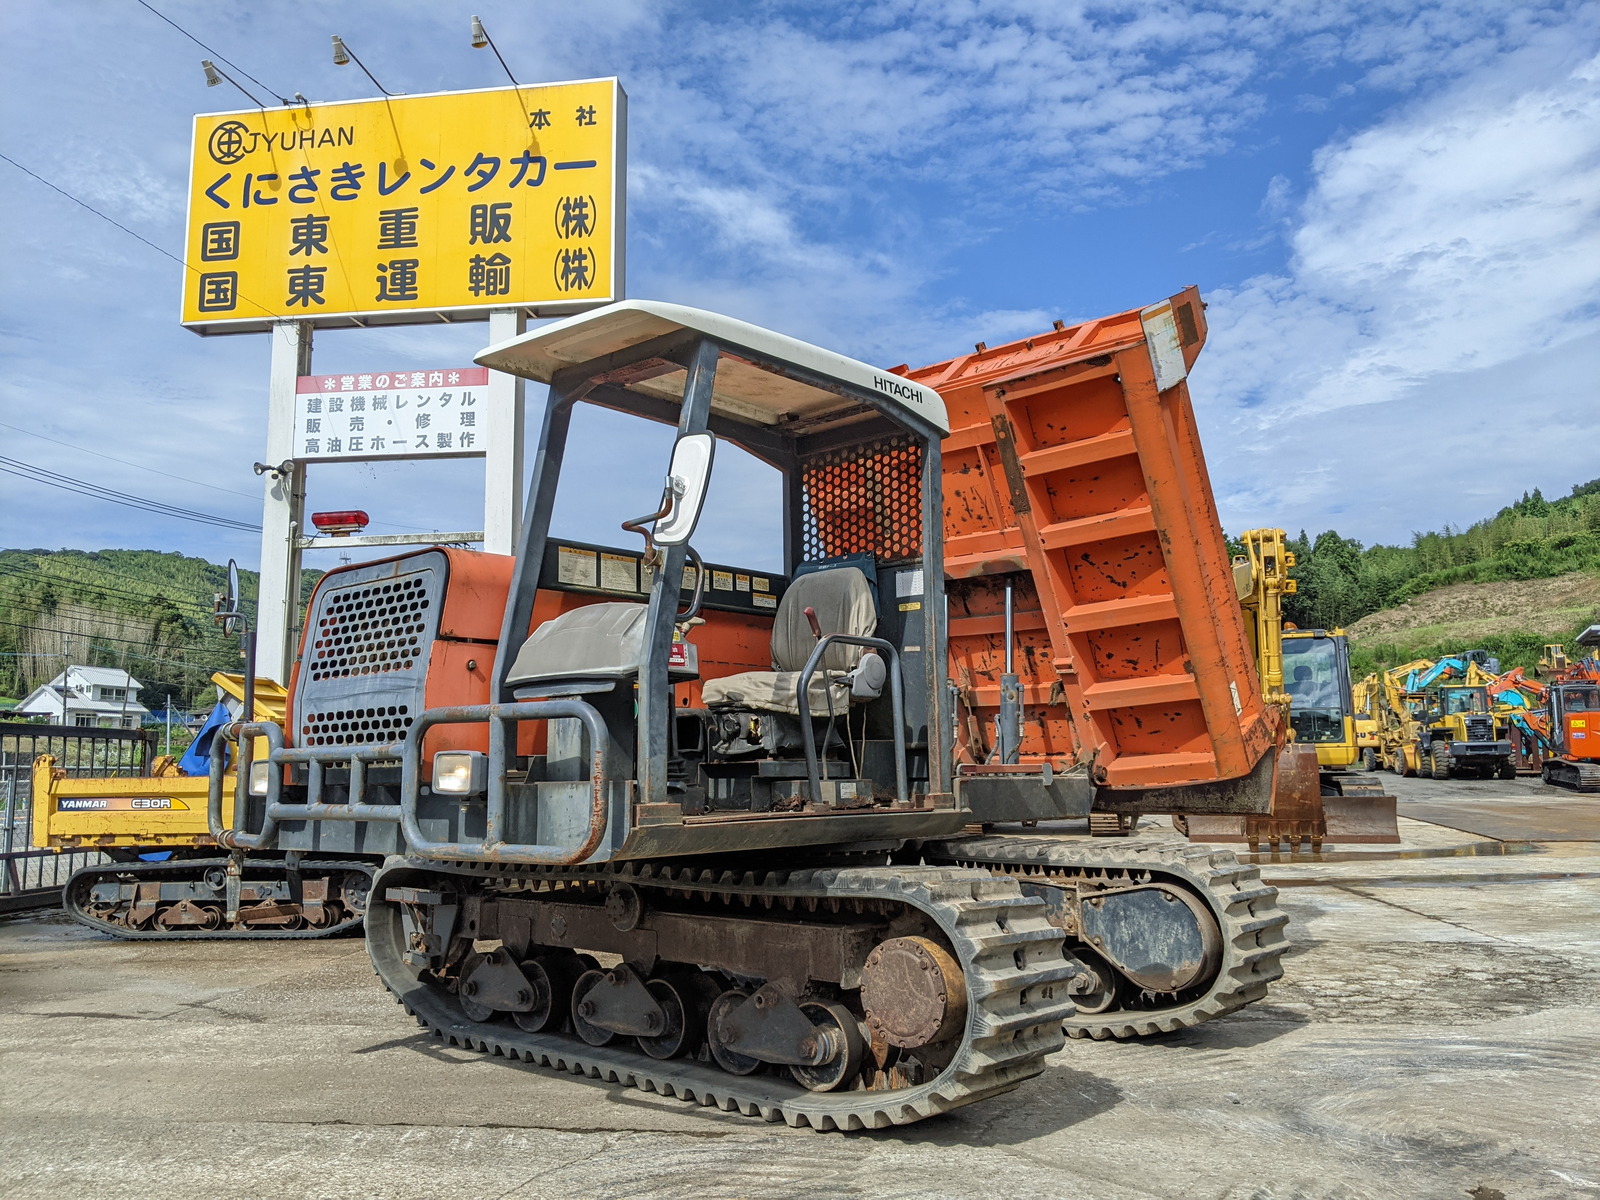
left=919, top=836, right=1289, bottom=1039
left=63, top=857, right=374, bottom=940
left=1543, top=761, right=1600, bottom=793
left=365, top=856, right=1077, bottom=1130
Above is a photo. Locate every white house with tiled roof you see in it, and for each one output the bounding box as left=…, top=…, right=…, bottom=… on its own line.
left=14, top=666, right=150, bottom=728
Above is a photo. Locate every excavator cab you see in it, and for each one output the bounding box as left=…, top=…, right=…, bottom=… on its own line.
left=1281, top=631, right=1352, bottom=746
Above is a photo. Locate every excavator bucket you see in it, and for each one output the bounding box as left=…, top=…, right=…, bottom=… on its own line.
left=1177, top=745, right=1399, bottom=849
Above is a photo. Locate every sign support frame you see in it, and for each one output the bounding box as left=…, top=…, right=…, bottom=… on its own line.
left=484, top=308, right=527, bottom=555
left=257, top=321, right=312, bottom=684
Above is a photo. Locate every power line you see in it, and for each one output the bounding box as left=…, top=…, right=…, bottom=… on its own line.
left=0, top=618, right=242, bottom=668
left=0, top=552, right=265, bottom=611
left=0, top=425, right=429, bottom=537
left=0, top=564, right=227, bottom=618
left=0, top=618, right=242, bottom=667
left=0, top=420, right=261, bottom=502
left=132, top=0, right=291, bottom=104
left=0, top=648, right=228, bottom=675
left=0, top=457, right=261, bottom=532
left=0, top=152, right=275, bottom=320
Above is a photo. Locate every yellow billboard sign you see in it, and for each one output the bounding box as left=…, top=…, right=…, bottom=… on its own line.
left=182, top=78, right=624, bottom=333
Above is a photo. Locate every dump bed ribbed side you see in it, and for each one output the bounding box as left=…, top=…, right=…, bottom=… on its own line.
left=910, top=287, right=1273, bottom=788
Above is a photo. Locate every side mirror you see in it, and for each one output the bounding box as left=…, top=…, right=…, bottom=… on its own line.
left=653, top=432, right=714, bottom=547
left=215, top=559, right=242, bottom=636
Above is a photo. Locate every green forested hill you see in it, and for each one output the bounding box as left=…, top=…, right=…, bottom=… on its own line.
left=0, top=549, right=317, bottom=712
left=1275, top=478, right=1600, bottom=671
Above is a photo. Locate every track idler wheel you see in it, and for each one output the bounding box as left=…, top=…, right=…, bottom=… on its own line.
left=569, top=963, right=677, bottom=1048
left=510, top=951, right=592, bottom=1033
left=706, top=990, right=762, bottom=1075
left=636, top=978, right=691, bottom=1060
left=155, top=900, right=223, bottom=931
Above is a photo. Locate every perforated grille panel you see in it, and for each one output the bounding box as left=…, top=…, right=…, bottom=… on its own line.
left=293, top=552, right=444, bottom=749
left=800, top=435, right=923, bottom=564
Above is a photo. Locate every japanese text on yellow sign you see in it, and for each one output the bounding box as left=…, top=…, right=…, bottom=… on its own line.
left=182, top=78, right=624, bottom=333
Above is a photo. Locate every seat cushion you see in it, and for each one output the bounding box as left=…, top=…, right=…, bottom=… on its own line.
left=506, top=602, right=649, bottom=690
left=701, top=669, right=851, bottom=716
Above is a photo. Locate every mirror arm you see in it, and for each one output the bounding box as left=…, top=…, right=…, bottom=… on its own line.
left=621, top=489, right=676, bottom=566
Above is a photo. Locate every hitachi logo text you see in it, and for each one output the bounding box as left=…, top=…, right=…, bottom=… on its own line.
left=874, top=376, right=922, bottom=405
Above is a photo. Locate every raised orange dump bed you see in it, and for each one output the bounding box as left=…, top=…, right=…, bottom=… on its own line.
left=909, top=287, right=1275, bottom=790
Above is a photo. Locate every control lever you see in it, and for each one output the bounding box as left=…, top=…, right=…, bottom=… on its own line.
left=803, top=606, right=823, bottom=640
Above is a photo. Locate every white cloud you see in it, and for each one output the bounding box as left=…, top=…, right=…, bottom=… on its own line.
left=3, top=0, right=1596, bottom=570
left=1192, top=39, right=1600, bottom=542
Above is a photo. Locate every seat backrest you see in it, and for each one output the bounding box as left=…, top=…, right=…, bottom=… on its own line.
left=506, top=602, right=648, bottom=690
left=771, top=566, right=876, bottom=673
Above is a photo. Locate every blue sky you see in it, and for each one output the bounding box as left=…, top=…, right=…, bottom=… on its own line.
left=2, top=1, right=1598, bottom=576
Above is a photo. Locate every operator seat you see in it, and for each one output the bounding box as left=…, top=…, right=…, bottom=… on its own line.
left=505, top=602, right=649, bottom=697
left=700, top=565, right=885, bottom=715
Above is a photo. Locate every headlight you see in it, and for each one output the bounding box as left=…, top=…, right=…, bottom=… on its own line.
left=247, top=761, right=272, bottom=797
left=433, top=750, right=487, bottom=795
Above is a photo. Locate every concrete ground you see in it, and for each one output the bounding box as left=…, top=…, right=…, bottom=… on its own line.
left=2, top=776, right=1597, bottom=1200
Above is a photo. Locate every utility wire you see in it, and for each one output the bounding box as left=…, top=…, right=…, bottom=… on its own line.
left=0, top=560, right=258, bottom=616
left=0, top=420, right=261, bottom=502
left=0, top=618, right=243, bottom=665
left=0, top=457, right=260, bottom=532
left=0, top=152, right=275, bottom=319
left=0, top=152, right=187, bottom=274
left=132, top=0, right=291, bottom=104
left=0, top=422, right=417, bottom=535
left=0, top=565, right=229, bottom=619
left=0, top=460, right=259, bottom=532
left=0, top=458, right=257, bottom=528
left=0, top=646, right=230, bottom=675
left=0, top=552, right=266, bottom=610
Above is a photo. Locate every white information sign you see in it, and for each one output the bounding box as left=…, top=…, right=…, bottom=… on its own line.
left=293, top=367, right=490, bottom=460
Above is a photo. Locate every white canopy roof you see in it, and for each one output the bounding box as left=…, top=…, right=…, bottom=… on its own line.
left=476, top=300, right=949, bottom=435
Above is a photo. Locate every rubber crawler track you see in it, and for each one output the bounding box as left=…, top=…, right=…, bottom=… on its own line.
left=1543, top=761, right=1600, bottom=793
left=919, top=836, right=1290, bottom=1039
left=366, top=856, right=1078, bottom=1130
left=62, top=857, right=374, bottom=941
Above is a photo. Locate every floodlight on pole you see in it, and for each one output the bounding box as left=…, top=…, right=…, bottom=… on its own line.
left=468, top=15, right=519, bottom=86
left=200, top=58, right=268, bottom=108
left=330, top=34, right=401, bottom=96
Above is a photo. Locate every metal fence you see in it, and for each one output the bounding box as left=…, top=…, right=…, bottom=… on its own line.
left=0, top=722, right=156, bottom=910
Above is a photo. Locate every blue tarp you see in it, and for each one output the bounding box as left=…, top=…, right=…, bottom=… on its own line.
left=178, top=701, right=231, bottom=777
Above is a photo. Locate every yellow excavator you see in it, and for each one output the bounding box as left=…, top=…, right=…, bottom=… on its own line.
left=32, top=673, right=371, bottom=937
left=1196, top=528, right=1398, bottom=843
